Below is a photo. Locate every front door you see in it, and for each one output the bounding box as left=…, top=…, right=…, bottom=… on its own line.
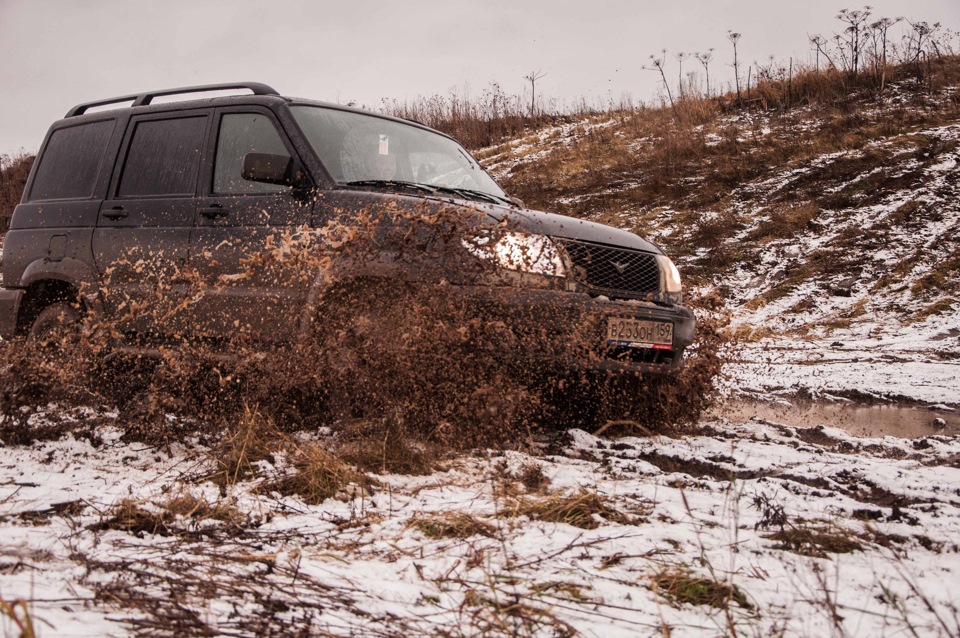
left=189, top=108, right=313, bottom=343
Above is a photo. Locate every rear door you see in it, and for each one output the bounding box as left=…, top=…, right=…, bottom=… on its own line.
left=189, top=106, right=313, bottom=342
left=93, top=111, right=210, bottom=337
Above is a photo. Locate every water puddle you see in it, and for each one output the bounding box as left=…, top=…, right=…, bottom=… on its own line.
left=714, top=399, right=959, bottom=439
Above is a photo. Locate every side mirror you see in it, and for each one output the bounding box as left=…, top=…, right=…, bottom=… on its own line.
left=242, top=153, right=302, bottom=187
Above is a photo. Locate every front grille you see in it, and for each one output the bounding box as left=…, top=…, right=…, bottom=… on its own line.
left=561, top=240, right=661, bottom=296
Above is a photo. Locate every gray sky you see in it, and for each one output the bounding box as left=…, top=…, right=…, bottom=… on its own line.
left=2, top=0, right=958, bottom=154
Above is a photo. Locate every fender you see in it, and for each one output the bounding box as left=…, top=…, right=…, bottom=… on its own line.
left=19, top=257, right=105, bottom=314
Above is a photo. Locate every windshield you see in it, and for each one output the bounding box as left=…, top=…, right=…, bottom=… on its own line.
left=291, top=105, right=506, bottom=199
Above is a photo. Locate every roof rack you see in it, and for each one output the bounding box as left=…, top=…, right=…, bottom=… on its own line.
left=65, top=82, right=280, bottom=117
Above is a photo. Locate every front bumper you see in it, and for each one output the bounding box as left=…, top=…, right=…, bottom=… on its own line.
left=443, top=284, right=696, bottom=375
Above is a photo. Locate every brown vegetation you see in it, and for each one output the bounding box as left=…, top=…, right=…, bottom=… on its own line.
left=0, top=152, right=33, bottom=233
left=501, top=489, right=646, bottom=530
left=650, top=568, right=751, bottom=609
left=411, top=512, right=498, bottom=539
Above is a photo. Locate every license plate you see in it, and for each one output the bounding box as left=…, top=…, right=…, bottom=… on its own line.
left=606, top=317, right=673, bottom=349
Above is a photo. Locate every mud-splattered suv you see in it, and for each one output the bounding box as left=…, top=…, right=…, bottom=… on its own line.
left=0, top=83, right=694, bottom=373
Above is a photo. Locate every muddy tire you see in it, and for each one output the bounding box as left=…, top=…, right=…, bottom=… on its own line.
left=27, top=301, right=82, bottom=347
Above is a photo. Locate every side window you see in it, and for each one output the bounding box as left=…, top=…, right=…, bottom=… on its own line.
left=118, top=116, right=207, bottom=198
left=213, top=114, right=291, bottom=195
left=30, top=120, right=116, bottom=201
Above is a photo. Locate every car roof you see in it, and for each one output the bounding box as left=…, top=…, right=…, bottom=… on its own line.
left=62, top=82, right=445, bottom=138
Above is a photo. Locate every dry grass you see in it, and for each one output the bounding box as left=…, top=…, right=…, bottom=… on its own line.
left=650, top=568, right=751, bottom=610
left=517, top=462, right=550, bottom=493
left=746, top=203, right=822, bottom=243
left=269, top=443, right=373, bottom=505
left=333, top=418, right=438, bottom=475
left=160, top=492, right=245, bottom=526
left=383, top=84, right=582, bottom=150
left=913, top=297, right=957, bottom=322
left=501, top=489, right=642, bottom=530
left=764, top=524, right=864, bottom=557
left=0, top=597, right=36, bottom=638
left=911, top=249, right=960, bottom=298
left=90, top=499, right=173, bottom=536
left=211, top=404, right=284, bottom=487
left=410, top=512, right=498, bottom=539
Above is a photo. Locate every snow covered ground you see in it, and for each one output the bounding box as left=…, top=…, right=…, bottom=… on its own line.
left=1, top=410, right=959, bottom=637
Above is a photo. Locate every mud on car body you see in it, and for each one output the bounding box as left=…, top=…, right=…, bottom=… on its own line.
left=0, top=82, right=694, bottom=374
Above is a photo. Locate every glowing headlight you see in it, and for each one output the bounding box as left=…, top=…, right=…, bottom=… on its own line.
left=467, top=231, right=566, bottom=277
left=656, top=255, right=682, bottom=293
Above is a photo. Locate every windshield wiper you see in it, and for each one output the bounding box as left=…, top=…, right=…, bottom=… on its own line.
left=428, top=185, right=512, bottom=206
left=343, top=180, right=438, bottom=195
left=344, top=180, right=512, bottom=207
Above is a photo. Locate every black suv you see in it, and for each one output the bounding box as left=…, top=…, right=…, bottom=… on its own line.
left=0, top=83, right=694, bottom=372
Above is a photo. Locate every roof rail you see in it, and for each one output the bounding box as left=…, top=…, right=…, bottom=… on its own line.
left=65, top=82, right=280, bottom=117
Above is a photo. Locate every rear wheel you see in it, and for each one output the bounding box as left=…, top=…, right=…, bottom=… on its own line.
left=27, top=301, right=82, bottom=348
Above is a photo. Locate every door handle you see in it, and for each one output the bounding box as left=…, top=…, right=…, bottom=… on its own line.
left=200, top=204, right=229, bottom=219
left=103, top=206, right=128, bottom=220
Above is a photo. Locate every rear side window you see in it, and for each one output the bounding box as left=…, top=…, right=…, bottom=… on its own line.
left=118, top=116, right=207, bottom=197
left=30, top=120, right=115, bottom=201
left=213, top=113, right=291, bottom=195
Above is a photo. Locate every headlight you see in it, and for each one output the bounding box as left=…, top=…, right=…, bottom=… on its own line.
left=465, top=231, right=566, bottom=277
left=656, top=255, right=682, bottom=294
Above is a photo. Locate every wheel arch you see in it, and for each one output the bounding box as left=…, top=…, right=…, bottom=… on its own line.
left=16, top=258, right=103, bottom=335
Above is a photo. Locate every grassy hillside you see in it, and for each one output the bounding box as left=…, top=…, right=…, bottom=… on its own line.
left=474, top=59, right=960, bottom=346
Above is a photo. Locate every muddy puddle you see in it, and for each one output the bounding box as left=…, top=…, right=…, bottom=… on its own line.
left=714, top=398, right=960, bottom=439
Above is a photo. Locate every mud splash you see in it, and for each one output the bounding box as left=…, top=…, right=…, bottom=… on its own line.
left=0, top=201, right=728, bottom=450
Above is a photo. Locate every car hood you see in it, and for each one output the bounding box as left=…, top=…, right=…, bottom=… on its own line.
left=476, top=203, right=663, bottom=255
left=319, top=189, right=663, bottom=255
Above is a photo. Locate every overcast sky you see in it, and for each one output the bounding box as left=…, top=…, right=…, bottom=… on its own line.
left=2, top=0, right=958, bottom=154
